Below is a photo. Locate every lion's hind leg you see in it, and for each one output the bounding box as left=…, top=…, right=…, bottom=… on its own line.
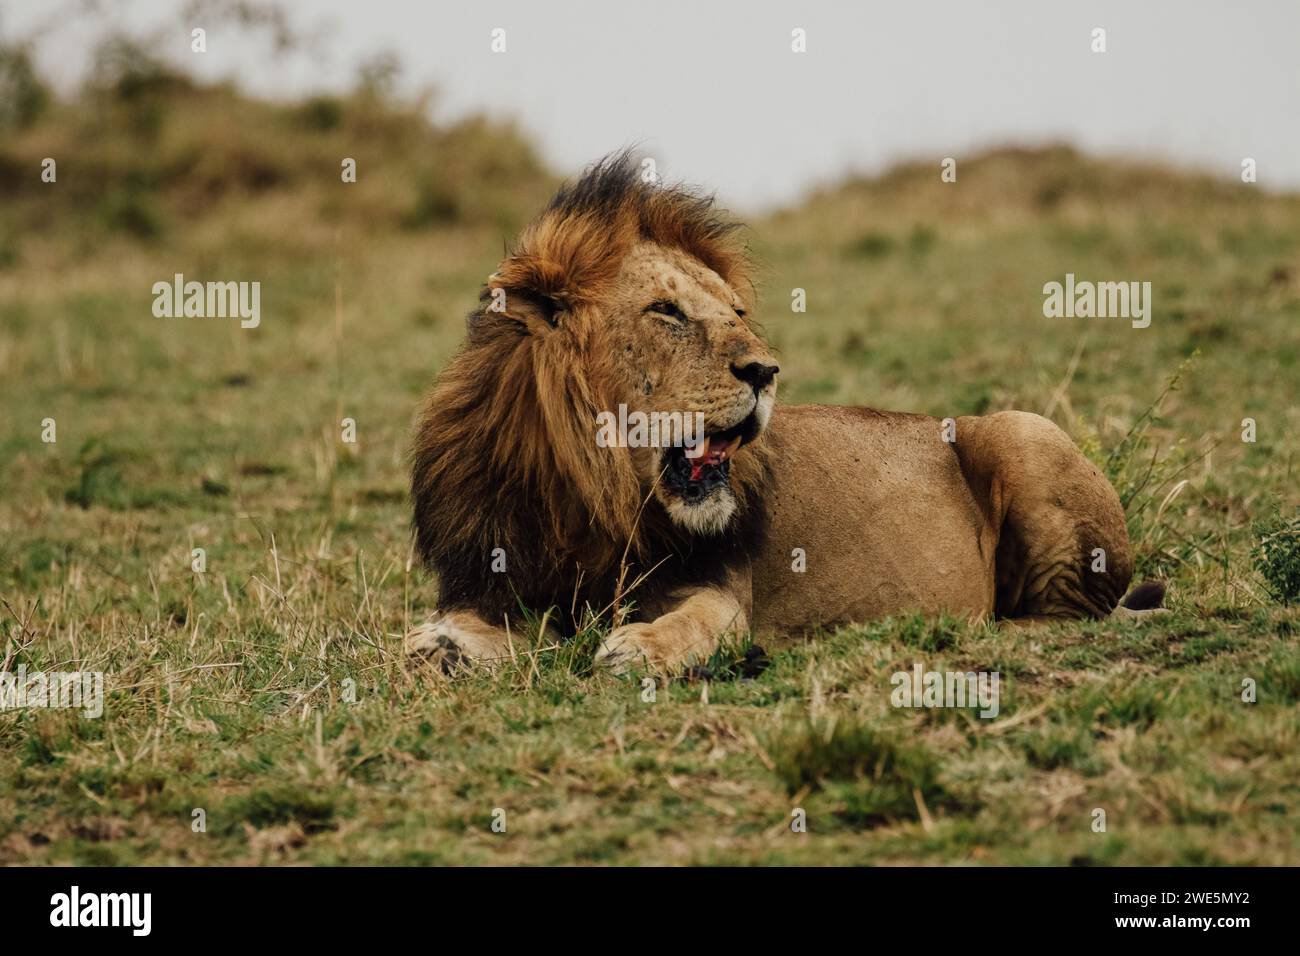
left=956, top=411, right=1134, bottom=621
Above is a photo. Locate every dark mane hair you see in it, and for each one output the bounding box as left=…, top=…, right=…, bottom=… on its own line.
left=410, top=152, right=767, bottom=629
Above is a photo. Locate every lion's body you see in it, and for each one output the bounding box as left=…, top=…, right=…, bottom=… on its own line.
left=752, top=405, right=1132, bottom=639
left=405, top=154, right=1143, bottom=675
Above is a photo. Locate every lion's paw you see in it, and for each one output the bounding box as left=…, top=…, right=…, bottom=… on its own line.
left=404, top=618, right=471, bottom=674
left=405, top=611, right=520, bottom=674
left=593, top=623, right=660, bottom=675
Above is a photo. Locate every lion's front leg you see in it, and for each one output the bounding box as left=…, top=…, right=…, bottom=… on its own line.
left=405, top=609, right=527, bottom=673
left=594, top=581, right=750, bottom=675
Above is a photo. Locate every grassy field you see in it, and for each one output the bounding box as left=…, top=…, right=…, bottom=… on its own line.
left=1, top=51, right=1298, bottom=865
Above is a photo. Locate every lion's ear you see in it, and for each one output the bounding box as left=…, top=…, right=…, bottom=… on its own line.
left=481, top=276, right=561, bottom=332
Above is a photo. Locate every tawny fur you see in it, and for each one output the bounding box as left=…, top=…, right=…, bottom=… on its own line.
left=407, top=153, right=1136, bottom=674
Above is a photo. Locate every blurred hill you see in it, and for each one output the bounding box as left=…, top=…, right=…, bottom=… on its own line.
left=0, top=38, right=556, bottom=270
left=5, top=37, right=1298, bottom=275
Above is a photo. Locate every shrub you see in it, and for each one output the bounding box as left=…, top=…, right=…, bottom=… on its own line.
left=1252, top=507, right=1300, bottom=605
left=0, top=45, right=50, bottom=131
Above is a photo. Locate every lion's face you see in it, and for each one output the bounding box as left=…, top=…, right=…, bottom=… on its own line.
left=601, top=241, right=778, bottom=535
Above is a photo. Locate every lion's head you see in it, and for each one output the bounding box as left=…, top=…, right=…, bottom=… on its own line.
left=412, top=153, right=777, bottom=620
left=593, top=234, right=779, bottom=535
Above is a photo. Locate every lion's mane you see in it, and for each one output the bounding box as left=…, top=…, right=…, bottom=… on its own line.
left=411, top=153, right=771, bottom=627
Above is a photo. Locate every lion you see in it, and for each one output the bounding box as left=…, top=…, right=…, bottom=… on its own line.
left=407, top=153, right=1161, bottom=675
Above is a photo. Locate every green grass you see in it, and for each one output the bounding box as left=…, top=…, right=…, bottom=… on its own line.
left=0, top=62, right=1297, bottom=865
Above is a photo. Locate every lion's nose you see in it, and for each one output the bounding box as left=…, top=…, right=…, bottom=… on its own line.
left=731, top=360, right=780, bottom=391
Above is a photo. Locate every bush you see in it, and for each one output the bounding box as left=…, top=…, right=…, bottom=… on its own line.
left=88, top=36, right=185, bottom=101
left=299, top=96, right=344, bottom=131
left=0, top=45, right=50, bottom=131
left=1252, top=507, right=1300, bottom=605
left=97, top=188, right=164, bottom=239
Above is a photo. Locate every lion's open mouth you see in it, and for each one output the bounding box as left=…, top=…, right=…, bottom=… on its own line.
left=662, top=410, right=761, bottom=503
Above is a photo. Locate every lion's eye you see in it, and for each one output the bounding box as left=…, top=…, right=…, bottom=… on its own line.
left=647, top=300, right=688, bottom=323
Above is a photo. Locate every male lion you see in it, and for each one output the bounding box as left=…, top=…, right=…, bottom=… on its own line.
left=408, top=154, right=1158, bottom=674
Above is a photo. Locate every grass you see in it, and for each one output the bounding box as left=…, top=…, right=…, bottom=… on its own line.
left=0, top=51, right=1297, bottom=865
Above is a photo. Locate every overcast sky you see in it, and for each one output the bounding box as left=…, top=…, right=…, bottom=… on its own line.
left=5, top=0, right=1298, bottom=210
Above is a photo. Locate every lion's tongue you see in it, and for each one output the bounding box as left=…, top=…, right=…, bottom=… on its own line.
left=686, top=435, right=740, bottom=480
left=686, top=437, right=711, bottom=480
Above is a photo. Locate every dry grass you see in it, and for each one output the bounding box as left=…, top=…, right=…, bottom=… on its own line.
left=0, top=58, right=1297, bottom=864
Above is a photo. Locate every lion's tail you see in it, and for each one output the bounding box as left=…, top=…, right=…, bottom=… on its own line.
left=1112, top=579, right=1168, bottom=620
